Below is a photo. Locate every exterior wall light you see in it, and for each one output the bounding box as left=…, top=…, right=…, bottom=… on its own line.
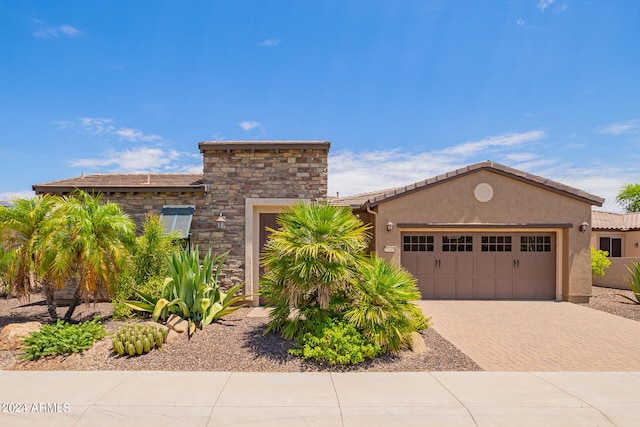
left=579, top=222, right=589, bottom=233
left=386, top=221, right=394, bottom=232
left=216, top=212, right=226, bottom=230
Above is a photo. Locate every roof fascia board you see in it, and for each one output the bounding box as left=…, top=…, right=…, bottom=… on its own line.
left=33, top=185, right=205, bottom=195
left=198, top=141, right=330, bottom=153
left=397, top=222, right=574, bottom=229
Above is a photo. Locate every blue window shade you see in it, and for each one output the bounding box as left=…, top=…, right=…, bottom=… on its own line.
left=160, top=205, right=195, bottom=238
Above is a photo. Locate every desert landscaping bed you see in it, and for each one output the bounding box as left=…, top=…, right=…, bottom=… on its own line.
left=1, top=286, right=638, bottom=372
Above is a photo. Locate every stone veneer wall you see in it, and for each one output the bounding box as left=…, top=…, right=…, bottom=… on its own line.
left=195, top=147, right=328, bottom=289
left=103, top=192, right=205, bottom=230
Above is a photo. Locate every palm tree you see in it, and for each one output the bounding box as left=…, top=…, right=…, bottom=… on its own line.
left=344, top=255, right=428, bottom=352
left=260, top=202, right=371, bottom=338
left=38, top=190, right=135, bottom=320
left=0, top=195, right=59, bottom=305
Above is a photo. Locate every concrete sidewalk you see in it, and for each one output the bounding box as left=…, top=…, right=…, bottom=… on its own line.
left=1, top=371, right=639, bottom=426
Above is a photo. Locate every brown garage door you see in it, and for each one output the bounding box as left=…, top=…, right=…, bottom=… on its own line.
left=401, top=233, right=555, bottom=300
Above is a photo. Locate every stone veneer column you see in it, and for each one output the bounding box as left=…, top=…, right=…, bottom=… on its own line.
left=194, top=141, right=329, bottom=290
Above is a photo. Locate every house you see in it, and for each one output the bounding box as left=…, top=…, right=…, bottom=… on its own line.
left=334, top=161, right=603, bottom=303
left=590, top=211, right=640, bottom=289
left=34, top=141, right=604, bottom=304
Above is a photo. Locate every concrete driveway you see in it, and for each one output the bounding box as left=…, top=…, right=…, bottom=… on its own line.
left=415, top=300, right=640, bottom=371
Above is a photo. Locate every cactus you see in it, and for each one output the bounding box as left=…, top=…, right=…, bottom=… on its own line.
left=111, top=322, right=168, bottom=357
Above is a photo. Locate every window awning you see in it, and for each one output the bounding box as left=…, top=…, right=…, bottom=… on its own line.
left=160, top=205, right=195, bottom=238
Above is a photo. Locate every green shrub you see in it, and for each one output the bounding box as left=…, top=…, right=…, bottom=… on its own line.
left=20, top=317, right=107, bottom=360
left=618, top=261, right=640, bottom=304
left=345, top=255, right=430, bottom=352
left=113, top=276, right=166, bottom=320
left=289, top=317, right=382, bottom=366
left=111, top=322, right=168, bottom=357
left=591, top=246, right=611, bottom=277
left=112, top=213, right=180, bottom=319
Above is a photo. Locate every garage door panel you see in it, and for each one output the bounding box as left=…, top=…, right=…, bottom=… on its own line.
left=436, top=277, right=457, bottom=298
left=495, top=278, right=514, bottom=299
left=475, top=277, right=495, bottom=298
left=401, top=232, right=556, bottom=300
left=456, top=278, right=474, bottom=298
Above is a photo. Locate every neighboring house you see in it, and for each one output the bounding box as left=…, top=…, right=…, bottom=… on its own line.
left=590, top=211, right=640, bottom=289
left=334, top=161, right=603, bottom=303
left=34, top=142, right=604, bottom=304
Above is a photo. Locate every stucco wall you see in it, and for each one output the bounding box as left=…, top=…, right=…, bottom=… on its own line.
left=371, top=170, right=594, bottom=302
left=592, top=257, right=640, bottom=289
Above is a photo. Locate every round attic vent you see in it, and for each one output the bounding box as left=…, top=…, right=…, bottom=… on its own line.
left=474, top=183, right=493, bottom=202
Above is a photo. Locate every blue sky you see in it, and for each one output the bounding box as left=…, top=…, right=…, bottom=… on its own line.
left=1, top=1, right=638, bottom=212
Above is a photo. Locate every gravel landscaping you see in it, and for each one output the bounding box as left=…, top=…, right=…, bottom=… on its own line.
left=1, top=285, right=638, bottom=372
left=0, top=296, right=480, bottom=372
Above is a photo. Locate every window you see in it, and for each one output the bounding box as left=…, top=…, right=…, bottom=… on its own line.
left=481, top=236, right=512, bottom=252
left=599, top=236, right=622, bottom=257
left=520, top=235, right=551, bottom=252
left=403, top=235, right=434, bottom=252
left=160, top=205, right=195, bottom=238
left=442, top=236, right=473, bottom=252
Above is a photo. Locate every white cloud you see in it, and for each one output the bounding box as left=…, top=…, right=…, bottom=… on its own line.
left=54, top=117, right=161, bottom=142
left=555, top=4, right=568, bottom=13
left=329, top=130, right=545, bottom=197
left=70, top=146, right=201, bottom=174
left=258, top=39, right=281, bottom=47
left=517, top=19, right=526, bottom=26
left=33, top=20, right=83, bottom=38
left=537, top=0, right=555, bottom=11
left=596, top=120, right=640, bottom=136
left=328, top=129, right=627, bottom=213
left=239, top=120, right=261, bottom=131
left=442, top=130, right=546, bottom=156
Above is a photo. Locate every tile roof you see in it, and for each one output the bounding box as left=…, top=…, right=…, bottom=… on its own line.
left=333, top=161, right=605, bottom=209
left=33, top=173, right=205, bottom=194
left=592, top=211, right=640, bottom=231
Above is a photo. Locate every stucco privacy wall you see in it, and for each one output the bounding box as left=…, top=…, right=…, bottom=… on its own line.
left=370, top=170, right=594, bottom=302
left=196, top=142, right=329, bottom=289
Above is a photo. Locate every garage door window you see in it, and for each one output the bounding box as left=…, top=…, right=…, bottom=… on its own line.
left=521, top=235, right=551, bottom=252
left=481, top=236, right=512, bottom=252
left=403, top=235, right=434, bottom=252
left=442, top=236, right=473, bottom=252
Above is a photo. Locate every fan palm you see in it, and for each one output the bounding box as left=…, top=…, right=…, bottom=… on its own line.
left=344, top=255, right=429, bottom=352
left=260, top=202, right=371, bottom=338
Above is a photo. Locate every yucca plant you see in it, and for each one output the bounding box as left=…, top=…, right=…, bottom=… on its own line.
left=618, top=261, right=640, bottom=304
left=260, top=202, right=371, bottom=339
left=344, top=255, right=430, bottom=352
left=121, top=246, right=245, bottom=338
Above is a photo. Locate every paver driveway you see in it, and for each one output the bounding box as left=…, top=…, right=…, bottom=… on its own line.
left=415, top=300, right=640, bottom=371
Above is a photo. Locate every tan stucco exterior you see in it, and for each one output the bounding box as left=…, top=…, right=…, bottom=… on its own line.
left=361, top=170, right=595, bottom=302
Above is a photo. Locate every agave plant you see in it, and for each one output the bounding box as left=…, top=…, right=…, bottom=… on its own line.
left=121, top=246, right=245, bottom=338
left=618, top=261, right=640, bottom=304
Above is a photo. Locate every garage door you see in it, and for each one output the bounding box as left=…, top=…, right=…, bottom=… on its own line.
left=401, top=233, right=555, bottom=300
